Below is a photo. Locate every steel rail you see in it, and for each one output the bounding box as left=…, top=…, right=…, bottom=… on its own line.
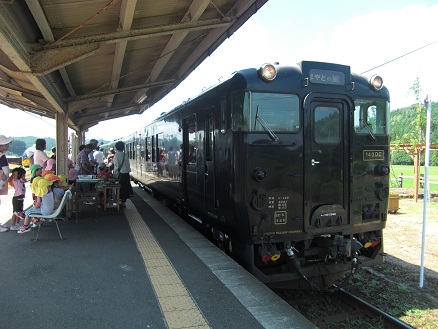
left=337, top=288, right=414, bottom=329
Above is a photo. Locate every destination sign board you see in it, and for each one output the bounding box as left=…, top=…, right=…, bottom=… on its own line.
left=309, top=69, right=345, bottom=85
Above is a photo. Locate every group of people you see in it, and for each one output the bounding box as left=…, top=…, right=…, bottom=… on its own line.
left=0, top=135, right=133, bottom=234
left=72, top=140, right=132, bottom=207
left=1, top=135, right=71, bottom=233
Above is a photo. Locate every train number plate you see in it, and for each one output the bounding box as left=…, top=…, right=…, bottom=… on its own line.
left=274, top=211, right=287, bottom=224
left=363, top=150, right=384, bottom=161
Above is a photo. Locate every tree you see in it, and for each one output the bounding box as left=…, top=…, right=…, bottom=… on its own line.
left=404, top=77, right=427, bottom=145
left=8, top=139, right=26, bottom=157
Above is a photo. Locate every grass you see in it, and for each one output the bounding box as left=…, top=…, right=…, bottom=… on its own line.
left=346, top=266, right=438, bottom=328
left=390, top=165, right=438, bottom=191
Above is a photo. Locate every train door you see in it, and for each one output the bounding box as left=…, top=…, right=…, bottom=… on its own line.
left=304, top=96, right=349, bottom=232
left=204, top=108, right=216, bottom=211
left=182, top=115, right=198, bottom=207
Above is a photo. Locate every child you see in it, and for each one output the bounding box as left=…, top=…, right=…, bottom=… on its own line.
left=57, top=174, right=69, bottom=189
left=8, top=167, right=27, bottom=230
left=97, top=163, right=111, bottom=180
left=18, top=177, right=55, bottom=234
left=45, top=174, right=64, bottom=209
left=67, top=159, right=78, bottom=185
left=30, top=164, right=43, bottom=183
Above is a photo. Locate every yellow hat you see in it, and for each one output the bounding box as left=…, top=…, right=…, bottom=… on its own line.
left=46, top=174, right=61, bottom=182
left=31, top=177, right=53, bottom=196
left=57, top=174, right=68, bottom=187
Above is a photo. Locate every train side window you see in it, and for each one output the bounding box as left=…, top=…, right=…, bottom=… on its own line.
left=140, top=137, right=145, bottom=159
left=185, top=116, right=197, bottom=165
left=206, top=112, right=214, bottom=161
left=220, top=96, right=227, bottom=134
left=314, top=106, right=340, bottom=144
left=151, top=135, right=155, bottom=162
left=231, top=91, right=248, bottom=131
left=145, top=137, right=150, bottom=161
left=354, top=99, right=388, bottom=135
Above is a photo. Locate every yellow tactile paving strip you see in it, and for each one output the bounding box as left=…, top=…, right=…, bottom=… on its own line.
left=125, top=200, right=211, bottom=329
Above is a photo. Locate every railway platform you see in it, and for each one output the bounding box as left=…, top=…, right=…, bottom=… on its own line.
left=0, top=185, right=315, bottom=329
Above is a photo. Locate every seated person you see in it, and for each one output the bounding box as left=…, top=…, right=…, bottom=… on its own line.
left=97, top=163, right=111, bottom=180
left=18, top=177, right=55, bottom=234
left=45, top=174, right=65, bottom=209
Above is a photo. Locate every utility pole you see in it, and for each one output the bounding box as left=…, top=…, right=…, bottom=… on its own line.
left=420, top=93, right=432, bottom=288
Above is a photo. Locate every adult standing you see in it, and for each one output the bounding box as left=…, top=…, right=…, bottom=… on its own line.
left=33, top=138, right=50, bottom=169
left=75, top=143, right=94, bottom=192
left=75, top=144, right=94, bottom=176
left=0, top=135, right=12, bottom=224
left=88, top=139, right=99, bottom=173
left=50, top=147, right=56, bottom=159
left=113, top=141, right=132, bottom=208
left=93, top=146, right=104, bottom=165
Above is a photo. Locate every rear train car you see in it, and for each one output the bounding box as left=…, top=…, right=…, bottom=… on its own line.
left=108, top=61, right=390, bottom=289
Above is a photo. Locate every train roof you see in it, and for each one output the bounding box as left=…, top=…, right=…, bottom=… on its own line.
left=152, top=61, right=389, bottom=122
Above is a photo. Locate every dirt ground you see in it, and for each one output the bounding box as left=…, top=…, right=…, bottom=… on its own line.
left=385, top=192, right=438, bottom=280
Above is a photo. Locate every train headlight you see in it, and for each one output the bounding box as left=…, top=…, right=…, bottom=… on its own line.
left=258, top=64, right=277, bottom=82
left=370, top=75, right=383, bottom=91
left=252, top=167, right=267, bottom=181
left=374, top=165, right=389, bottom=176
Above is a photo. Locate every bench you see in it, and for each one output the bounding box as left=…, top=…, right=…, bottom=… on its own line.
left=31, top=189, right=73, bottom=241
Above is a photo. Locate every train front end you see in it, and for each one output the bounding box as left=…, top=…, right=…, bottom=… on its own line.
left=231, top=62, right=390, bottom=289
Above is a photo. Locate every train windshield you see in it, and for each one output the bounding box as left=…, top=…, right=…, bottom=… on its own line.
left=354, top=99, right=389, bottom=135
left=231, top=92, right=300, bottom=132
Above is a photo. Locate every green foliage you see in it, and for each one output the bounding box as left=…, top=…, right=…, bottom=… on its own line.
left=8, top=139, right=26, bottom=156
left=4, top=136, right=56, bottom=157
left=390, top=165, right=438, bottom=191
left=391, top=150, right=413, bottom=165
left=390, top=101, right=438, bottom=165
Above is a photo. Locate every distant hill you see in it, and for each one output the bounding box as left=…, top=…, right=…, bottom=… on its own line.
left=15, top=136, right=56, bottom=149
left=6, top=136, right=110, bottom=157
left=7, top=136, right=56, bottom=157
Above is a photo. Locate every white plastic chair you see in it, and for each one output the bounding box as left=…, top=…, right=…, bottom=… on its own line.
left=32, top=189, right=72, bottom=241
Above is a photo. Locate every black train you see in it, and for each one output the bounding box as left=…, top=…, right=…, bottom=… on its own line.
left=103, top=61, right=390, bottom=289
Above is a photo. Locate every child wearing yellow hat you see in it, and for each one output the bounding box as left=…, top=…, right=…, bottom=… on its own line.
left=45, top=174, right=65, bottom=209
left=29, top=163, right=44, bottom=205
left=18, top=177, right=55, bottom=234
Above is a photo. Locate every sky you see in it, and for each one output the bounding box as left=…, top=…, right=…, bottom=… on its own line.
left=1, top=0, right=437, bottom=142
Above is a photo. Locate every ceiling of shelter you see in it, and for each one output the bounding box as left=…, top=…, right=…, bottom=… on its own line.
left=0, top=0, right=268, bottom=133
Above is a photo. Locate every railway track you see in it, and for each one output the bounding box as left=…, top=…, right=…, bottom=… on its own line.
left=151, top=189, right=418, bottom=328
left=311, top=287, right=414, bottom=328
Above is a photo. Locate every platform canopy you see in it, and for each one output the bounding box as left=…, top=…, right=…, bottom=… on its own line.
left=0, top=0, right=268, bottom=134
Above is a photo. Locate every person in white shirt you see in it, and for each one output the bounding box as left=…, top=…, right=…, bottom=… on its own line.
left=33, top=138, right=50, bottom=169
left=93, top=146, right=104, bottom=165
left=88, top=139, right=99, bottom=174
